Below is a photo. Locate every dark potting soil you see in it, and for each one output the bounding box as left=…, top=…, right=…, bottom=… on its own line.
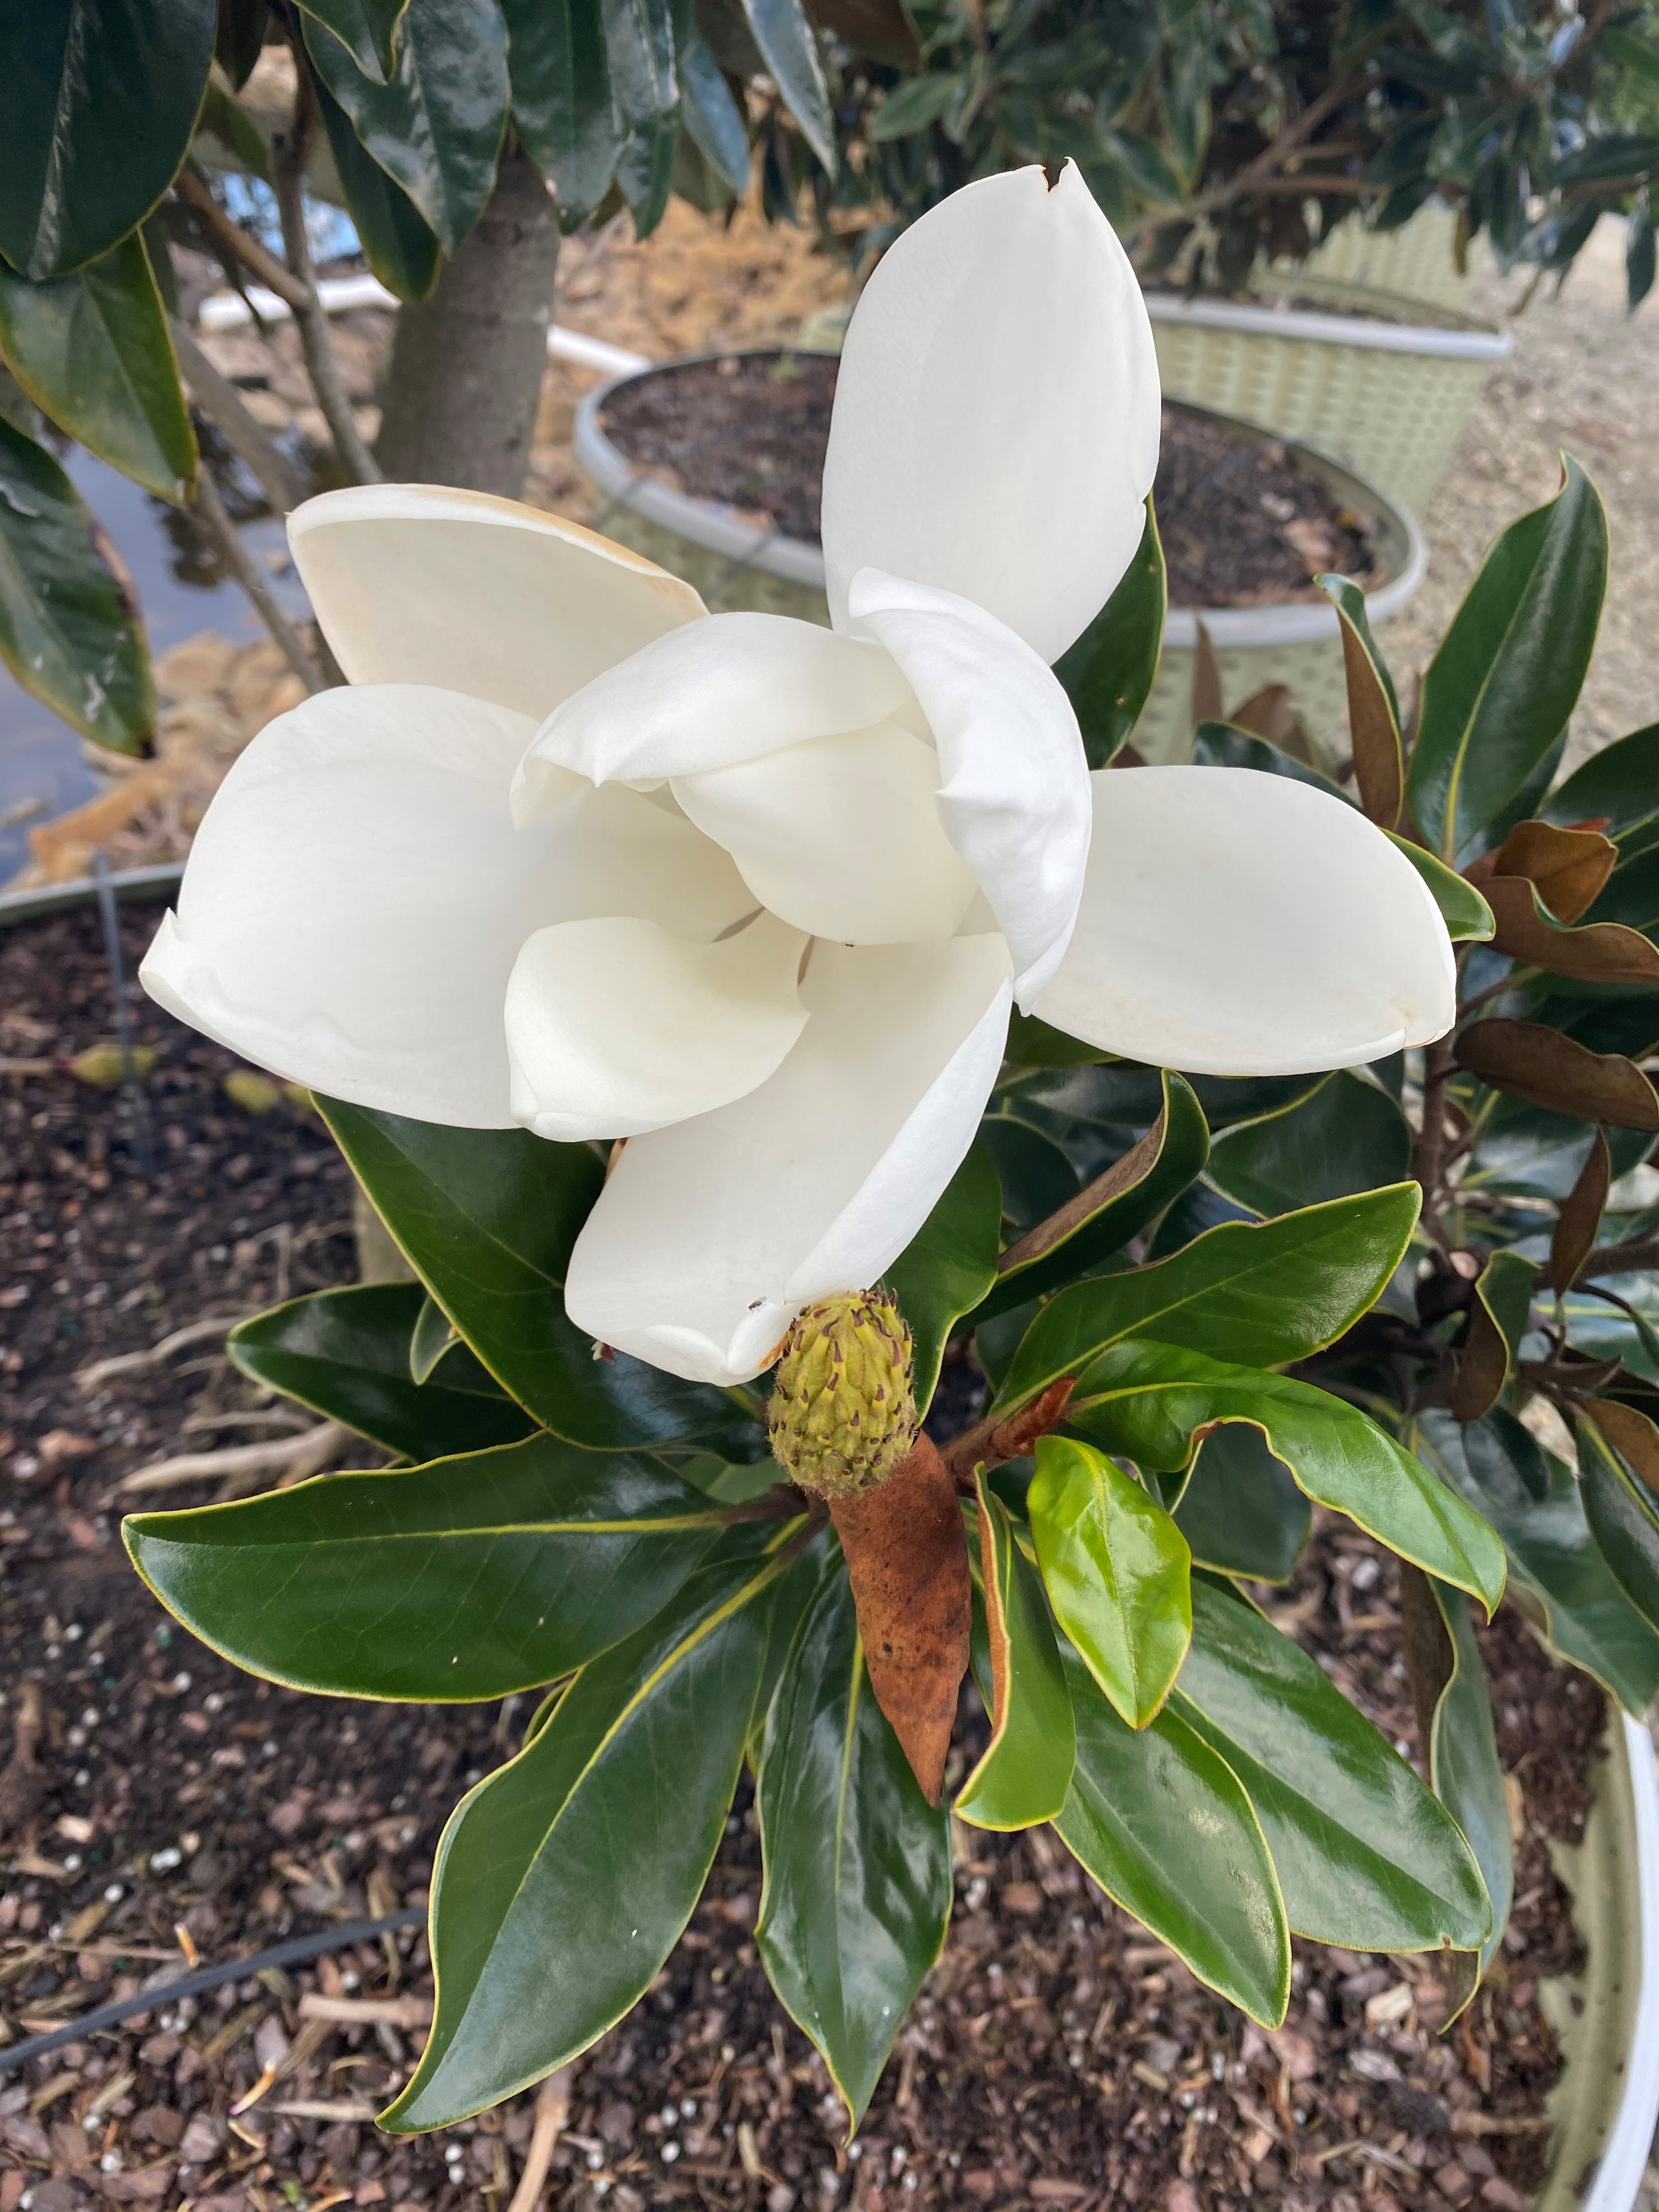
left=597, top=354, right=1385, bottom=608
left=0, top=902, right=1607, bottom=2211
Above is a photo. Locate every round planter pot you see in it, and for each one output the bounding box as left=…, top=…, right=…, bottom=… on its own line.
left=1144, top=280, right=1511, bottom=515
left=575, top=369, right=1425, bottom=767
left=1136, top=413, right=1428, bottom=766
left=573, top=355, right=836, bottom=629
left=1539, top=1709, right=1659, bottom=2210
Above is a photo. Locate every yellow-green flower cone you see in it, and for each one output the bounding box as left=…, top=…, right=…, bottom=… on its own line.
left=767, top=1290, right=918, bottom=1498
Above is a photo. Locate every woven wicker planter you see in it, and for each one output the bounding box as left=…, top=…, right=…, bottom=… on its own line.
left=1299, top=199, right=1470, bottom=312
left=1146, top=281, right=1510, bottom=515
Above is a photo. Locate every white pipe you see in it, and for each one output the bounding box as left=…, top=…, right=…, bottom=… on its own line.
left=196, top=278, right=650, bottom=377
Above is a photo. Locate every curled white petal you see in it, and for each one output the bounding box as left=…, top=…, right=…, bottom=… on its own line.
left=822, top=161, right=1159, bottom=663
left=139, top=689, right=754, bottom=1127
left=505, top=911, right=808, bottom=1141
left=288, top=484, right=704, bottom=721
left=672, top=720, right=979, bottom=944
left=848, top=569, right=1091, bottom=1007
left=565, top=935, right=1015, bottom=1384
left=512, top=612, right=913, bottom=821
left=1035, top=766, right=1458, bottom=1075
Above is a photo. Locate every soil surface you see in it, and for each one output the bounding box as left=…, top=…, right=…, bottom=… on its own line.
left=0, top=900, right=1620, bottom=2212
left=599, top=362, right=1383, bottom=607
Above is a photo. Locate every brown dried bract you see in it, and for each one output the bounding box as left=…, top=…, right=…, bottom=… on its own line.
left=829, top=1432, right=970, bottom=1807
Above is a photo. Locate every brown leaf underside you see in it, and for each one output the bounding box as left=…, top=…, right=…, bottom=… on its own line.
left=1455, top=1018, right=1659, bottom=1131
left=1481, top=877, right=1659, bottom=986
left=1548, top=1130, right=1611, bottom=1294
left=830, top=1434, right=971, bottom=1805
left=1474, top=820, right=1617, bottom=926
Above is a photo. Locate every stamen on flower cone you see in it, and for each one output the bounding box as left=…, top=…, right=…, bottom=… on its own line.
left=766, top=1290, right=918, bottom=1499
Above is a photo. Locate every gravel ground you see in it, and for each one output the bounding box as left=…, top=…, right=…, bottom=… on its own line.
left=1377, top=218, right=1658, bottom=764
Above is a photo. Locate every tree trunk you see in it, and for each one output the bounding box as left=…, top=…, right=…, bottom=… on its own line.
left=374, top=143, right=561, bottom=495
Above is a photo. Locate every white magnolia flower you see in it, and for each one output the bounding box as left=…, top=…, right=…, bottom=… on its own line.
left=142, top=163, right=1454, bottom=1388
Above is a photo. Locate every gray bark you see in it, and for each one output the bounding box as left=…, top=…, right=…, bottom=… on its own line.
left=374, top=143, right=561, bottom=495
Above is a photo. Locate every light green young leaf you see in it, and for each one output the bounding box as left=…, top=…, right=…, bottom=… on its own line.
left=957, top=1474, right=1074, bottom=1827
left=1027, top=1435, right=1190, bottom=1729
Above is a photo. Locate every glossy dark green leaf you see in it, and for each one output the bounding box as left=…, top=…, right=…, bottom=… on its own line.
left=979, top=1114, right=1080, bottom=1233
left=1055, top=1651, right=1289, bottom=2027
left=1173, top=1579, right=1489, bottom=1954
left=741, top=0, right=836, bottom=171
left=408, top=1293, right=460, bottom=1385
left=501, top=0, right=621, bottom=215
left=1545, top=723, right=1659, bottom=857
left=0, top=416, right=154, bottom=754
left=317, top=1101, right=741, bottom=1449
left=881, top=1141, right=999, bottom=1416
left=228, top=1282, right=534, bottom=1458
left=1001, top=1011, right=1109, bottom=1068
left=1317, top=571, right=1402, bottom=827
left=1414, top=1410, right=1659, bottom=1714
left=0, top=232, right=195, bottom=502
left=1628, top=200, right=1656, bottom=313
left=1408, top=457, right=1609, bottom=861
left=1053, top=500, right=1166, bottom=768
left=1416, top=1575, right=1511, bottom=1982
left=1172, top=1425, right=1311, bottom=1584
left=603, top=0, right=677, bottom=131
left=125, top=1433, right=729, bottom=1702
left=973, top=1073, right=1208, bottom=1327
left=1069, top=1341, right=1506, bottom=1611
left=301, top=0, right=409, bottom=80
left=1028, top=1436, right=1189, bottom=1730
left=867, top=71, right=958, bottom=141
left=305, top=0, right=509, bottom=254
left=217, top=0, right=274, bottom=88
left=678, top=33, right=751, bottom=196
left=957, top=1475, right=1073, bottom=1826
left=1577, top=1414, right=1659, bottom=1635
left=384, top=1550, right=786, bottom=2130
left=1006, top=1059, right=1324, bottom=1136
left=616, top=114, right=678, bottom=232
left=992, top=1184, right=1421, bottom=1419
left=1190, top=721, right=1347, bottom=795
left=313, top=69, right=443, bottom=300
left=1206, top=1071, right=1411, bottom=1220
left=1, top=1, right=216, bottom=280
left=757, top=1566, right=951, bottom=2125
left=1385, top=832, right=1496, bottom=941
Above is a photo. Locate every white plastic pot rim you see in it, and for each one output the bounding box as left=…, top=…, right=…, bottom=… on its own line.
left=1582, top=1711, right=1659, bottom=2212
left=573, top=373, right=1430, bottom=638
left=1143, top=287, right=1513, bottom=361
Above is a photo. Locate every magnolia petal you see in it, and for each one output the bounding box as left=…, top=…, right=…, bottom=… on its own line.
left=822, top=162, right=1159, bottom=664
left=671, top=719, right=980, bottom=944
left=512, top=611, right=912, bottom=821
left=287, top=484, right=706, bottom=720
left=565, top=935, right=1015, bottom=1384
left=505, top=911, right=809, bottom=1141
left=1035, top=766, right=1458, bottom=1076
left=139, top=687, right=754, bottom=1127
left=849, top=570, right=1090, bottom=1006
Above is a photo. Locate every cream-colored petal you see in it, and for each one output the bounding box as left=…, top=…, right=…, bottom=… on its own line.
left=505, top=910, right=808, bottom=1142
left=1035, top=766, right=1458, bottom=1075
left=670, top=719, right=980, bottom=944
left=139, top=687, right=753, bottom=1127
left=287, top=484, right=706, bottom=720
left=822, top=162, right=1160, bottom=664
left=512, top=611, right=912, bottom=821
left=849, top=569, right=1090, bottom=1005
left=563, top=935, right=1014, bottom=1385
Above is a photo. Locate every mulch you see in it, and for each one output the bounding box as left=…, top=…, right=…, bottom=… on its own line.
left=0, top=901, right=1615, bottom=2211
left=597, top=356, right=1385, bottom=608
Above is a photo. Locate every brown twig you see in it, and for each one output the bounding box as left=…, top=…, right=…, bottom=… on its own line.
left=943, top=1375, right=1077, bottom=1490
left=509, top=2069, right=573, bottom=2212
left=1581, top=1237, right=1659, bottom=1280
left=271, top=58, right=382, bottom=486
left=1413, top=1035, right=1457, bottom=1254
left=168, top=314, right=310, bottom=516
left=191, top=470, right=327, bottom=693
left=173, top=167, right=310, bottom=311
